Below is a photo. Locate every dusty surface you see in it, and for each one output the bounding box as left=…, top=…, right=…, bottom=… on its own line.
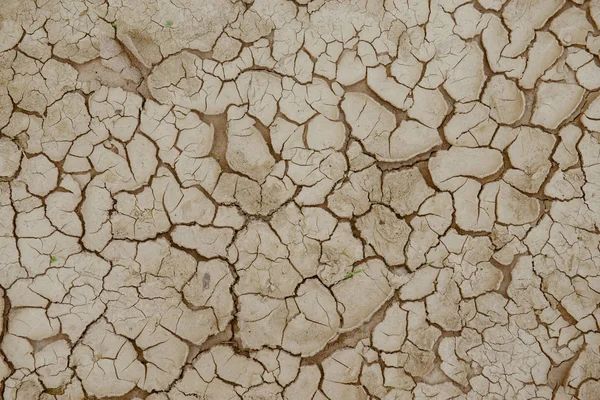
left=1, top=0, right=600, bottom=399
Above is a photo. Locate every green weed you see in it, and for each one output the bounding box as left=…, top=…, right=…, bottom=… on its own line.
left=343, top=270, right=363, bottom=279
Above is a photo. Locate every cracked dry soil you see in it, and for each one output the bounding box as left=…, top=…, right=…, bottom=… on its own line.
left=1, top=0, right=600, bottom=399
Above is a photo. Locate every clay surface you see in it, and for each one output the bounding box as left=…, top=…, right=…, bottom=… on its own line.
left=1, top=0, right=600, bottom=399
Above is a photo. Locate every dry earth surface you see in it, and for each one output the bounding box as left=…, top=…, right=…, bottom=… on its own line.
left=1, top=0, right=600, bottom=399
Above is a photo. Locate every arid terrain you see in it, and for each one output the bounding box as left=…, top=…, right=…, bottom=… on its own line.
left=1, top=0, right=600, bottom=398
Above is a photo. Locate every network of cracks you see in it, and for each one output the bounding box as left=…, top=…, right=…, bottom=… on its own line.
left=1, top=0, right=600, bottom=399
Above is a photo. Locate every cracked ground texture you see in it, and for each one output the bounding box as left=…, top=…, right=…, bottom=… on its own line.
left=2, top=0, right=600, bottom=400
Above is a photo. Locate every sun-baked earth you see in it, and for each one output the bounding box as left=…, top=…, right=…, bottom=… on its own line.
left=1, top=0, right=600, bottom=399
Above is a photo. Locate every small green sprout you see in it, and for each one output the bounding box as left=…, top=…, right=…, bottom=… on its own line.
left=50, top=255, right=57, bottom=263
left=111, top=22, right=117, bottom=29
left=165, top=20, right=173, bottom=28
left=343, top=270, right=363, bottom=279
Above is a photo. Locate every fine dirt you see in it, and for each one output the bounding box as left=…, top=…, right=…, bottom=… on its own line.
left=1, top=0, right=600, bottom=399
